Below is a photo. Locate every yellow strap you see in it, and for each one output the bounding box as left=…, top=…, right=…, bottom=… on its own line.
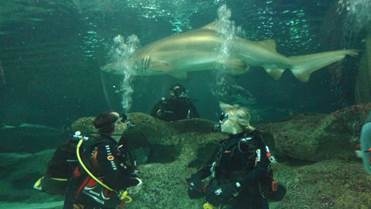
left=76, top=139, right=114, bottom=192
left=33, top=176, right=44, bottom=190
left=203, top=202, right=215, bottom=209
left=33, top=176, right=68, bottom=191
left=119, top=190, right=133, bottom=203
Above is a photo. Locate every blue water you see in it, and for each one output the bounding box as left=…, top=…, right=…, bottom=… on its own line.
left=0, top=0, right=367, bottom=126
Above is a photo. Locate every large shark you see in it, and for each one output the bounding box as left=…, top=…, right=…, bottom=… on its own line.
left=103, top=23, right=358, bottom=82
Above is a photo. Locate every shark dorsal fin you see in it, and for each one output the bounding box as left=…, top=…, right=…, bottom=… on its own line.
left=257, top=39, right=277, bottom=52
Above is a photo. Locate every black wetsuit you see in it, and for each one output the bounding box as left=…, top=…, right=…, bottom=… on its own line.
left=151, top=96, right=199, bottom=121
left=63, top=135, right=138, bottom=209
left=192, top=130, right=270, bottom=209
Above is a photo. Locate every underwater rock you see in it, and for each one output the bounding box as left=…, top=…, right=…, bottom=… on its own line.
left=262, top=103, right=371, bottom=162
left=272, top=160, right=371, bottom=209
left=72, top=112, right=224, bottom=164
left=71, top=112, right=177, bottom=144
left=123, top=113, right=226, bottom=165
left=70, top=116, right=96, bottom=133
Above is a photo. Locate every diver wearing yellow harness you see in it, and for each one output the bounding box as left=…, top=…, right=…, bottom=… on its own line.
left=64, top=112, right=142, bottom=209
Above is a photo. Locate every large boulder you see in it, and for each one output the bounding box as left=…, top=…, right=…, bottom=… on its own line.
left=262, top=103, right=371, bottom=161
left=104, top=113, right=224, bottom=164
left=270, top=160, right=371, bottom=209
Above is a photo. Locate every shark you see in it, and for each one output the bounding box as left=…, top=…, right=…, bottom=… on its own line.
left=103, top=22, right=358, bottom=82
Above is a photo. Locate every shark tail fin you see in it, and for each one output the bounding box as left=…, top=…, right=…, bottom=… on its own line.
left=289, top=49, right=358, bottom=82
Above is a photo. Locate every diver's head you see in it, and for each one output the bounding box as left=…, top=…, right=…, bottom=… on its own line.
left=93, top=112, right=128, bottom=140
left=218, top=102, right=255, bottom=135
left=169, top=84, right=187, bottom=98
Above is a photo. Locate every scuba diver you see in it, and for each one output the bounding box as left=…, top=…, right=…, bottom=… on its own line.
left=356, top=111, right=371, bottom=174
left=186, top=103, right=285, bottom=209
left=60, top=111, right=142, bottom=209
left=151, top=84, right=199, bottom=121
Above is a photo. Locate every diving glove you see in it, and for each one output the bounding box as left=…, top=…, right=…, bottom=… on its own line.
left=205, top=181, right=241, bottom=205
left=186, top=175, right=205, bottom=199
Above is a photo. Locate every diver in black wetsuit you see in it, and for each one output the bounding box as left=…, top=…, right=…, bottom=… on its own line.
left=187, top=103, right=285, bottom=209
left=63, top=112, right=142, bottom=209
left=151, top=84, right=199, bottom=121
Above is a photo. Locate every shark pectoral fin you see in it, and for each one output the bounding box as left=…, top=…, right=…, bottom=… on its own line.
left=264, top=68, right=285, bottom=80
left=290, top=65, right=312, bottom=82
left=169, top=71, right=188, bottom=79
left=256, top=39, right=277, bottom=52
left=151, top=60, right=172, bottom=73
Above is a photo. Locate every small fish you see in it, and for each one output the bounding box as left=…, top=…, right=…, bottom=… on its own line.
left=0, top=60, right=6, bottom=86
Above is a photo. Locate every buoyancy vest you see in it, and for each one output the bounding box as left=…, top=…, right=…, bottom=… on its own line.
left=72, top=134, right=134, bottom=208
left=210, top=131, right=285, bottom=201
left=33, top=132, right=82, bottom=194
left=212, top=131, right=267, bottom=179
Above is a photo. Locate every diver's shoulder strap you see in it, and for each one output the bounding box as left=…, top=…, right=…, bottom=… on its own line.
left=76, top=139, right=115, bottom=192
